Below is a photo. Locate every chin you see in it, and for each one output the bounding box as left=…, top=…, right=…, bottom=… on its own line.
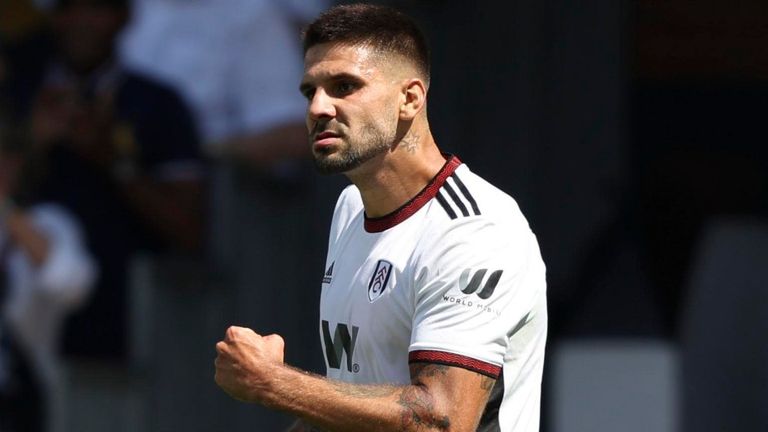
left=313, top=155, right=361, bottom=175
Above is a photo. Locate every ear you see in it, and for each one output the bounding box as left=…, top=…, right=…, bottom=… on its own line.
left=399, top=78, right=427, bottom=121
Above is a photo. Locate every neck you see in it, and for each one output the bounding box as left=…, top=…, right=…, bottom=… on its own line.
left=346, top=121, right=446, bottom=218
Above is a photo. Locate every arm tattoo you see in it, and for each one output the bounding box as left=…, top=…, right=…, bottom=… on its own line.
left=410, top=363, right=449, bottom=380
left=396, top=363, right=452, bottom=430
left=398, top=386, right=451, bottom=431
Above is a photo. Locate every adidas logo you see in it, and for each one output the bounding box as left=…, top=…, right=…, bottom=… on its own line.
left=322, top=262, right=334, bottom=284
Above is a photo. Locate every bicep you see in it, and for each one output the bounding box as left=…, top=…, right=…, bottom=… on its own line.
left=406, top=362, right=495, bottom=432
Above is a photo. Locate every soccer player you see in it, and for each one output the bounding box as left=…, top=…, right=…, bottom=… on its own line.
left=214, top=4, right=547, bottom=431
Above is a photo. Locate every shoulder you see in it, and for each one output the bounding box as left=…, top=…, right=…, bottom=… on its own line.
left=423, top=164, right=533, bottom=242
left=334, top=184, right=363, bottom=214
left=414, top=164, right=542, bottom=275
left=328, top=185, right=364, bottom=238
left=437, top=164, right=526, bottom=224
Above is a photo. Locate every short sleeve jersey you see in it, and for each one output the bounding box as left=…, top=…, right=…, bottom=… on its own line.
left=319, top=155, right=548, bottom=431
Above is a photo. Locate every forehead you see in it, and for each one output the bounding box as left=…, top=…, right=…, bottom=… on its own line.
left=303, top=43, right=384, bottom=80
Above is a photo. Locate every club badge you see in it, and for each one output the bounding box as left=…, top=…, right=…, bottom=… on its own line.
left=367, top=259, right=393, bottom=302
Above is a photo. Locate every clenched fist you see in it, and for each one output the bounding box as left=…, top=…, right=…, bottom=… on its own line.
left=214, top=326, right=285, bottom=404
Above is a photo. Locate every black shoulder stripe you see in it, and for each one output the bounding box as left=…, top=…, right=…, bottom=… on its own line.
left=451, top=173, right=480, bottom=215
left=442, top=181, right=470, bottom=217
left=435, top=192, right=457, bottom=219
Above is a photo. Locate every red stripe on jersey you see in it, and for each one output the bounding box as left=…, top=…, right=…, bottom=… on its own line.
left=409, top=350, right=502, bottom=379
left=364, top=155, right=462, bottom=233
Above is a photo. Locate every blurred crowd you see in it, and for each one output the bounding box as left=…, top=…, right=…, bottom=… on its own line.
left=0, top=0, right=766, bottom=431
left=0, top=0, right=327, bottom=430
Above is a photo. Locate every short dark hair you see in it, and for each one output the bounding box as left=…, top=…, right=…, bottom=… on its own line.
left=303, top=4, right=430, bottom=84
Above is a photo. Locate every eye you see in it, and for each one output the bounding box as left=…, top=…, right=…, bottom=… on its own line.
left=301, top=87, right=316, bottom=101
left=333, top=81, right=358, bottom=97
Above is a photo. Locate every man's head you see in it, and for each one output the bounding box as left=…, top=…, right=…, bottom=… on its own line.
left=301, top=4, right=431, bottom=175
left=303, top=4, right=430, bottom=87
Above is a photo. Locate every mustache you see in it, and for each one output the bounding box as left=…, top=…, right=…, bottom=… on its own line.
left=310, top=121, right=344, bottom=138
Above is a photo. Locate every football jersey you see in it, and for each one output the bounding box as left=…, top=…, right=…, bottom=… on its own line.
left=319, top=155, right=547, bottom=431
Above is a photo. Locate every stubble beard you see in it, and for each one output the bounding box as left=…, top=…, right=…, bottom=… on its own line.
left=313, top=125, right=394, bottom=175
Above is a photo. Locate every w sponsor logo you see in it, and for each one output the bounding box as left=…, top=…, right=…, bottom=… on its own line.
left=322, top=321, right=359, bottom=372
left=459, top=268, right=504, bottom=299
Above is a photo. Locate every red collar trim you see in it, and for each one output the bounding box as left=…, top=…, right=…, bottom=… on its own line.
left=364, top=155, right=462, bottom=233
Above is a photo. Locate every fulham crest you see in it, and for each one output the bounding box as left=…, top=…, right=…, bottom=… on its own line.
left=368, top=260, right=393, bottom=302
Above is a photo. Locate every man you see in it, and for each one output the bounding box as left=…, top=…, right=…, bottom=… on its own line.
left=215, top=4, right=547, bottom=431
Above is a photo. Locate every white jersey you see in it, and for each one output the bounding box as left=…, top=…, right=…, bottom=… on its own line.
left=319, top=155, right=547, bottom=431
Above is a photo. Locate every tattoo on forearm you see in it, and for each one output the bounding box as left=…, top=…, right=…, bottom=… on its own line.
left=395, top=363, right=452, bottom=430
left=397, top=386, right=451, bottom=431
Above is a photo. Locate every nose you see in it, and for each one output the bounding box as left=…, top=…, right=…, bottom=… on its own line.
left=307, top=88, right=336, bottom=122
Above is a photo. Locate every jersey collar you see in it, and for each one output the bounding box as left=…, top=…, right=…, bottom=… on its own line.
left=364, top=154, right=462, bottom=233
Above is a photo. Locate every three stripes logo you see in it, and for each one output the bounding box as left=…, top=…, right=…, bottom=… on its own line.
left=322, top=262, right=334, bottom=284
left=459, top=268, right=504, bottom=299
left=435, top=173, right=481, bottom=220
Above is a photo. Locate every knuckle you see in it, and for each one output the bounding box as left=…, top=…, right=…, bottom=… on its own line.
left=265, top=334, right=285, bottom=348
left=216, top=341, right=227, bottom=353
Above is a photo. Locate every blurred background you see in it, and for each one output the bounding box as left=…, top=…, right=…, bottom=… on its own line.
left=0, top=0, right=765, bottom=431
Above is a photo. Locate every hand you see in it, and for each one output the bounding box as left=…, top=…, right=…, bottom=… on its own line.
left=214, top=326, right=285, bottom=404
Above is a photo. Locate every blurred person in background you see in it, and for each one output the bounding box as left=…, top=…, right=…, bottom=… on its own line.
left=13, top=0, right=205, bottom=361
left=0, top=111, right=97, bottom=431
left=120, top=0, right=327, bottom=164
left=121, top=1, right=332, bottom=410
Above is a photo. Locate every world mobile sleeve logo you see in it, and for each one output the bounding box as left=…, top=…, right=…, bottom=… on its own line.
left=458, top=268, right=504, bottom=299
left=443, top=268, right=505, bottom=317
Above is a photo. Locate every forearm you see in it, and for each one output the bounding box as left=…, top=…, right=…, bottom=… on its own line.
left=214, top=328, right=486, bottom=431
left=267, top=366, right=452, bottom=432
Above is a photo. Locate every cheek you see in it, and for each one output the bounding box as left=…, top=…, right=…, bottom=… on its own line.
left=362, top=98, right=400, bottom=129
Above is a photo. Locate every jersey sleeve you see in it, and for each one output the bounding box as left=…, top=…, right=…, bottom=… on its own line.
left=409, top=215, right=546, bottom=378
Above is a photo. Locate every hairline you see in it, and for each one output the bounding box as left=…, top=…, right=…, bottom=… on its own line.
left=305, top=40, right=430, bottom=87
